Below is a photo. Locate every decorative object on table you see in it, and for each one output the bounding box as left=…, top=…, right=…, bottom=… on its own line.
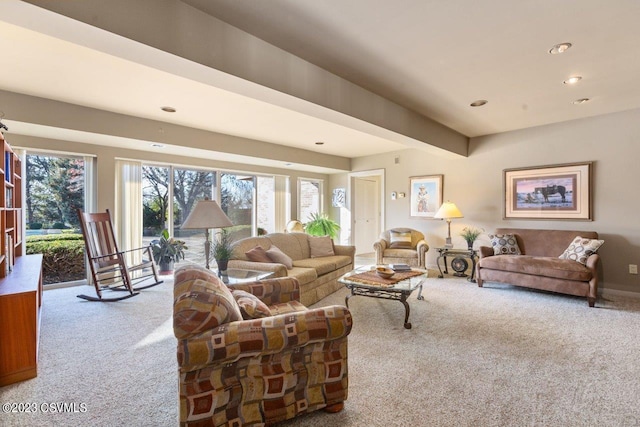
left=304, top=212, right=341, bottom=239
left=151, top=228, right=188, bottom=274
left=211, top=228, right=235, bottom=274
left=460, top=226, right=483, bottom=250
left=375, top=266, right=395, bottom=279
left=332, top=188, right=346, bottom=207
left=409, top=175, right=443, bottom=218
left=503, top=162, right=592, bottom=220
left=434, top=201, right=464, bottom=248
left=181, top=198, right=233, bottom=272
left=285, top=219, right=304, bottom=233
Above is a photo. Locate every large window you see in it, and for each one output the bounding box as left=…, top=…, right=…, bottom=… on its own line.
left=25, top=152, right=87, bottom=284
left=221, top=173, right=255, bottom=240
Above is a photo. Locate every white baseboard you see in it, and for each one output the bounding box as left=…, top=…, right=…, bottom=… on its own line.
left=600, top=287, right=640, bottom=299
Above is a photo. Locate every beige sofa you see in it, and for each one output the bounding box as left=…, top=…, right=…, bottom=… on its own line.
left=229, top=232, right=355, bottom=306
left=476, top=228, right=601, bottom=307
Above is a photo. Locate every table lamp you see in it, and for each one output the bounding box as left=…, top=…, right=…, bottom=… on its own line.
left=434, top=201, right=463, bottom=248
left=181, top=198, right=233, bottom=270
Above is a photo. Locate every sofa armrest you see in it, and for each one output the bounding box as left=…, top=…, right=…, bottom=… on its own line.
left=373, top=239, right=388, bottom=264
left=586, top=253, right=600, bottom=274
left=227, top=277, right=300, bottom=305
left=334, top=244, right=355, bottom=264
left=177, top=305, right=353, bottom=371
left=228, top=259, right=288, bottom=278
left=478, top=246, right=494, bottom=258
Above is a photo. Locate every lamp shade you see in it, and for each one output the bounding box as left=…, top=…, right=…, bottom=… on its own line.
left=434, top=201, right=464, bottom=220
left=181, top=199, right=233, bottom=229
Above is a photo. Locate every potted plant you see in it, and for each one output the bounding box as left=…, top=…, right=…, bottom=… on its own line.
left=151, top=229, right=187, bottom=274
left=304, top=212, right=341, bottom=239
left=211, top=229, right=234, bottom=274
left=460, top=227, right=483, bottom=250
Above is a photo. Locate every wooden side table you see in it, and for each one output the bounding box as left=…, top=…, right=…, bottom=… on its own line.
left=436, top=248, right=478, bottom=282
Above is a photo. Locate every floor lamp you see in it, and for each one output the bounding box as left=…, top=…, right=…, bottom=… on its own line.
left=434, top=201, right=463, bottom=248
left=181, top=199, right=233, bottom=270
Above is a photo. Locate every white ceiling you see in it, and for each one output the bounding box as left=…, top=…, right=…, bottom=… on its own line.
left=1, top=0, right=640, bottom=168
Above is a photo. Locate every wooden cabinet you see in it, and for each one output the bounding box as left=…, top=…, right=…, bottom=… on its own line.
left=0, top=131, right=42, bottom=386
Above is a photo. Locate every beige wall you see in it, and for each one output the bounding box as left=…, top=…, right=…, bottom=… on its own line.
left=348, top=108, right=640, bottom=295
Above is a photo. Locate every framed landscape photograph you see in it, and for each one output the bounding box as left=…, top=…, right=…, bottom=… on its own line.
left=504, top=162, right=592, bottom=220
left=409, top=175, right=443, bottom=218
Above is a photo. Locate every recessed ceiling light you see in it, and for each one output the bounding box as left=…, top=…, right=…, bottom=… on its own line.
left=549, top=42, right=572, bottom=54
left=563, top=76, right=582, bottom=85
left=161, top=106, right=176, bottom=113
left=572, top=98, right=590, bottom=104
left=150, top=143, right=164, bottom=148
left=315, top=141, right=325, bottom=145
left=285, top=163, right=292, bottom=167
left=470, top=100, right=488, bottom=107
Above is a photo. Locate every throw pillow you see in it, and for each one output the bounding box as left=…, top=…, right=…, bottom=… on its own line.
left=489, top=233, right=522, bottom=255
left=173, top=277, right=243, bottom=339
left=245, top=245, right=272, bottom=263
left=309, top=235, right=335, bottom=258
left=266, top=245, right=294, bottom=269
left=559, top=236, right=604, bottom=265
left=389, top=230, right=412, bottom=249
left=231, top=289, right=272, bottom=319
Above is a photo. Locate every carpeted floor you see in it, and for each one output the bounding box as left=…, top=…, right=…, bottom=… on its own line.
left=2, top=272, right=640, bottom=426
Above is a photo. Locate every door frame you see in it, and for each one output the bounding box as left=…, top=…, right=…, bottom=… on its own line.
left=348, top=169, right=385, bottom=248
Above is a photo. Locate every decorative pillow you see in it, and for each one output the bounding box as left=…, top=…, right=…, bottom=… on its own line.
left=309, top=235, right=335, bottom=258
left=245, top=245, right=272, bottom=263
left=231, top=289, right=272, bottom=319
left=173, top=277, right=243, bottom=339
left=266, top=245, right=294, bottom=269
left=559, top=236, right=604, bottom=265
left=389, top=230, right=412, bottom=249
left=489, top=233, right=522, bottom=255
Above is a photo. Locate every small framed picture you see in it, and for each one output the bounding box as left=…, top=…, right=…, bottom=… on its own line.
left=504, top=162, right=592, bottom=220
left=409, top=175, right=443, bottom=219
left=332, top=188, right=346, bottom=207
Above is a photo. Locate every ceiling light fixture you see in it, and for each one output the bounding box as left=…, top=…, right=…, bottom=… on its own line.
left=150, top=143, right=164, bottom=148
left=470, top=100, right=488, bottom=107
left=572, top=98, right=590, bottom=104
left=161, top=106, right=176, bottom=113
left=315, top=141, right=325, bottom=145
left=563, top=76, right=582, bottom=85
left=549, top=42, right=572, bottom=54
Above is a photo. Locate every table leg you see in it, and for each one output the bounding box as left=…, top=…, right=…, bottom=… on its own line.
left=469, top=256, right=477, bottom=283
left=437, top=254, right=445, bottom=278
left=345, top=288, right=354, bottom=308
left=401, top=296, right=412, bottom=329
left=416, top=282, right=424, bottom=300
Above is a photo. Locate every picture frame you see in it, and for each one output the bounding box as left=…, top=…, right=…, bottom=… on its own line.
left=332, top=188, right=346, bottom=207
left=409, top=175, right=443, bottom=218
left=504, top=162, right=592, bottom=220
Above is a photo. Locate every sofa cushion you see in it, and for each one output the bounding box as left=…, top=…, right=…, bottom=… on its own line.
left=309, top=235, right=335, bottom=257
left=266, top=232, right=311, bottom=260
left=479, top=255, right=593, bottom=281
left=389, top=230, right=413, bottom=249
left=245, top=245, right=272, bottom=263
left=384, top=248, right=419, bottom=260
left=173, top=276, right=243, bottom=339
left=231, top=289, right=272, bottom=319
left=559, top=236, right=604, bottom=265
left=489, top=233, right=522, bottom=255
left=266, top=245, right=294, bottom=269
left=293, top=255, right=351, bottom=276
left=286, top=267, right=318, bottom=285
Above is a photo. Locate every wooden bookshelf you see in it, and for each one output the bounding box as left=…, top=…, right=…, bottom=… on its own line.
left=0, top=130, right=42, bottom=386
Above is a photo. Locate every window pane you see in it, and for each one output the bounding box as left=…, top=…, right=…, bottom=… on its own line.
left=257, top=176, right=274, bottom=235
left=173, top=169, right=215, bottom=266
left=142, top=165, right=169, bottom=241
left=25, top=153, right=85, bottom=284
left=221, top=173, right=254, bottom=242
left=300, top=179, right=321, bottom=222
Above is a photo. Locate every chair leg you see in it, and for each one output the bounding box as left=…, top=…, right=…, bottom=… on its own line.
left=324, top=402, right=344, bottom=413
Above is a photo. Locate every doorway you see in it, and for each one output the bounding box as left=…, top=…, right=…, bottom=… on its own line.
left=350, top=170, right=384, bottom=256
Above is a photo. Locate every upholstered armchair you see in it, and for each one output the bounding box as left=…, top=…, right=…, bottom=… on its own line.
left=173, top=264, right=352, bottom=426
left=373, top=228, right=429, bottom=268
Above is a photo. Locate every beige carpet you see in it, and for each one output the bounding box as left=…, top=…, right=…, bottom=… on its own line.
left=2, top=272, right=640, bottom=426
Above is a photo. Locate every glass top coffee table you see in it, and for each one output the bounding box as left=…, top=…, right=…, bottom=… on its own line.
left=219, top=268, right=274, bottom=284
left=338, top=266, right=427, bottom=329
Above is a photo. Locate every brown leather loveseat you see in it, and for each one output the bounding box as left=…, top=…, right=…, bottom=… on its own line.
left=476, top=228, right=602, bottom=307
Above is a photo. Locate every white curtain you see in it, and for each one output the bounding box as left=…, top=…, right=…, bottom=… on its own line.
left=114, top=159, right=143, bottom=264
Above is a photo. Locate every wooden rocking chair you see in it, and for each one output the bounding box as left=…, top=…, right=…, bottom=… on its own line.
left=77, top=208, right=163, bottom=301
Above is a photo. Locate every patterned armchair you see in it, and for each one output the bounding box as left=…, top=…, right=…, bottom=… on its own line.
left=173, top=264, right=352, bottom=426
left=373, top=228, right=429, bottom=268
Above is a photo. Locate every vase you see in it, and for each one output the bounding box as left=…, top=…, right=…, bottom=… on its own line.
left=216, top=258, right=229, bottom=276
left=466, top=241, right=474, bottom=250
